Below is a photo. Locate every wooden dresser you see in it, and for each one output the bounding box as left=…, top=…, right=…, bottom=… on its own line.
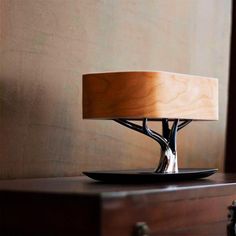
left=0, top=173, right=235, bottom=235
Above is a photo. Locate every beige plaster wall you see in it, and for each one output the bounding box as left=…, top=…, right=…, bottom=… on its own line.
left=0, top=0, right=231, bottom=178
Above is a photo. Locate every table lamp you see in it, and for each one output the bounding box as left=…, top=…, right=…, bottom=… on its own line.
left=82, top=71, right=218, bottom=182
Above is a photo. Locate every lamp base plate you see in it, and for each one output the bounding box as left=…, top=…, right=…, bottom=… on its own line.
left=83, top=168, right=217, bottom=183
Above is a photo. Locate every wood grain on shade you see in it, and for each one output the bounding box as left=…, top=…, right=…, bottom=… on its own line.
left=83, top=71, right=218, bottom=120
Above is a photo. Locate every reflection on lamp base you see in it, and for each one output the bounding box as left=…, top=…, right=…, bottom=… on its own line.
left=83, top=168, right=217, bottom=183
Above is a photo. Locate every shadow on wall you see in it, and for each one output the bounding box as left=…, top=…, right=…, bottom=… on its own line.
left=0, top=77, right=76, bottom=179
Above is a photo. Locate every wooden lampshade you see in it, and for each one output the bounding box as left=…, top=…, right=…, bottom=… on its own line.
left=83, top=71, right=218, bottom=120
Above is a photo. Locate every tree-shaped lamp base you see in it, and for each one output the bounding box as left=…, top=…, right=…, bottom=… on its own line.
left=83, top=119, right=217, bottom=182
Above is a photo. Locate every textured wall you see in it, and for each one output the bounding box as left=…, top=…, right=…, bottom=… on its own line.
left=0, top=0, right=231, bottom=178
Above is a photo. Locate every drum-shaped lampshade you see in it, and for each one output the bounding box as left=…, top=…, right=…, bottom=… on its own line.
left=82, top=71, right=218, bottom=120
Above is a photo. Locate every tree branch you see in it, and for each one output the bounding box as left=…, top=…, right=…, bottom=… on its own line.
left=162, top=118, right=170, bottom=139
left=114, top=119, right=168, bottom=149
left=142, top=118, right=168, bottom=149
left=114, top=119, right=143, bottom=133
left=177, top=120, right=192, bottom=131
left=168, top=119, right=179, bottom=152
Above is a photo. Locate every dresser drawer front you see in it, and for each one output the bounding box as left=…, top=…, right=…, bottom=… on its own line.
left=102, top=194, right=235, bottom=236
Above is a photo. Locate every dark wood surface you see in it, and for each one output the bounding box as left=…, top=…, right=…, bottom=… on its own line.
left=0, top=172, right=235, bottom=196
left=0, top=173, right=235, bottom=235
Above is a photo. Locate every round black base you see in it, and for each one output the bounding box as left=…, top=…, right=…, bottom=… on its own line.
left=83, top=168, right=218, bottom=183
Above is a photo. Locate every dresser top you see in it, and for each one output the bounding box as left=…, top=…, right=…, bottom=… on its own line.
left=0, top=173, right=235, bottom=200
